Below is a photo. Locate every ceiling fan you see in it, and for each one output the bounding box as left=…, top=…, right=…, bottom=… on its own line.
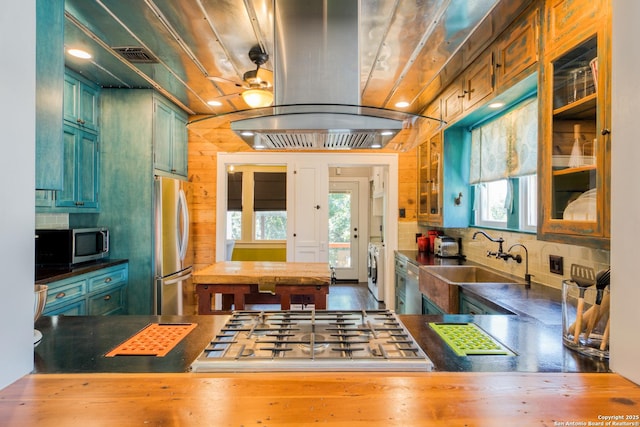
left=208, top=45, right=274, bottom=108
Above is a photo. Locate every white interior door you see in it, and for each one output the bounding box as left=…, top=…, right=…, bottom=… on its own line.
left=292, top=164, right=327, bottom=262
left=329, top=181, right=360, bottom=281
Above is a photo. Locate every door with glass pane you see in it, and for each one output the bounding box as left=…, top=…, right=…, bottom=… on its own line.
left=329, top=181, right=359, bottom=281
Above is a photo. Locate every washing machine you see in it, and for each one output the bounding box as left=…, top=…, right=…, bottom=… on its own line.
left=367, top=242, right=385, bottom=302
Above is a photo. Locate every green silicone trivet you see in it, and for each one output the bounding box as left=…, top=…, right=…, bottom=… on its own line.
left=429, top=322, right=515, bottom=356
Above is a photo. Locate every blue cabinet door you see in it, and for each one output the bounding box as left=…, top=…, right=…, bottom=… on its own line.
left=55, top=124, right=99, bottom=210
left=64, top=70, right=99, bottom=131
left=153, top=96, right=188, bottom=177
left=153, top=98, right=173, bottom=173
left=172, top=114, right=188, bottom=177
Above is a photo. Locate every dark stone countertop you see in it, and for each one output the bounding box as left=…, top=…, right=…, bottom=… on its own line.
left=35, top=259, right=129, bottom=283
left=33, top=311, right=609, bottom=374
left=395, top=250, right=610, bottom=373
left=34, top=315, right=229, bottom=373
left=395, top=250, right=466, bottom=266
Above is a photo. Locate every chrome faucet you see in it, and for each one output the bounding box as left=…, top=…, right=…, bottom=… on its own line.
left=472, top=230, right=505, bottom=257
left=507, top=243, right=532, bottom=289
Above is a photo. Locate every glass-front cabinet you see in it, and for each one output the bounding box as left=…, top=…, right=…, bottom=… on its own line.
left=417, top=132, right=442, bottom=224
left=539, top=1, right=610, bottom=249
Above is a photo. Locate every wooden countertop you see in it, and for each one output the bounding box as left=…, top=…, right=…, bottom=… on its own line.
left=1, top=372, right=638, bottom=425
left=193, top=261, right=331, bottom=286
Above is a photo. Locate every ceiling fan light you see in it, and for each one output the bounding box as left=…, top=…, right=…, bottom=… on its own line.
left=242, top=89, right=273, bottom=108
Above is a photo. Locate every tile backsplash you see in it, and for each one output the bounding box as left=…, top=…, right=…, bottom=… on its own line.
left=35, top=213, right=69, bottom=229
left=398, top=222, right=610, bottom=290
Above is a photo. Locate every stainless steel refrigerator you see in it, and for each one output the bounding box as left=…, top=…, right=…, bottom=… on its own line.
left=154, top=176, right=193, bottom=315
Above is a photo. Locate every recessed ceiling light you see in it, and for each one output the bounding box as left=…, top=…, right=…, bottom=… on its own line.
left=488, top=102, right=505, bottom=109
left=67, top=48, right=92, bottom=59
left=380, top=131, right=394, bottom=136
left=207, top=100, right=222, bottom=106
left=371, top=143, right=382, bottom=149
left=395, top=101, right=410, bottom=108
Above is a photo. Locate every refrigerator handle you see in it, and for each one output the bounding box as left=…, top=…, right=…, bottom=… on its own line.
left=164, top=271, right=192, bottom=285
left=178, top=188, right=189, bottom=261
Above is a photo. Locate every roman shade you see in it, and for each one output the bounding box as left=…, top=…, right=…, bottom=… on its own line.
left=227, top=172, right=243, bottom=211
left=253, top=172, right=286, bottom=211
left=469, top=97, right=538, bottom=184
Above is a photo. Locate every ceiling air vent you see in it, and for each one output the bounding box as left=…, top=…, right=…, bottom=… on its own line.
left=112, top=46, right=159, bottom=63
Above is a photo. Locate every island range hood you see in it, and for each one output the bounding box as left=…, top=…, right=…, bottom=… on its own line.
left=231, top=0, right=407, bottom=150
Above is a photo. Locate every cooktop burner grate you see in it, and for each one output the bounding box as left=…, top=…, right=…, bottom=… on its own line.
left=190, top=309, right=433, bottom=372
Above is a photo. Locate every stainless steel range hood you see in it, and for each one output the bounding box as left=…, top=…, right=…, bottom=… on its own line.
left=231, top=0, right=405, bottom=150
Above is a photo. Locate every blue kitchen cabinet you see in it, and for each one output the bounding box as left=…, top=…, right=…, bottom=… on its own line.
left=35, top=190, right=55, bottom=209
left=54, top=124, right=99, bottom=210
left=37, top=69, right=101, bottom=212
left=458, top=290, right=512, bottom=315
left=153, top=97, right=188, bottom=177
left=63, top=70, right=100, bottom=132
left=99, top=89, right=188, bottom=314
left=42, top=263, right=128, bottom=316
left=422, top=294, right=446, bottom=315
left=35, top=0, right=64, bottom=191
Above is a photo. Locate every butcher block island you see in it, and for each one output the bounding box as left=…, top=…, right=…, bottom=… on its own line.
left=193, top=261, right=332, bottom=313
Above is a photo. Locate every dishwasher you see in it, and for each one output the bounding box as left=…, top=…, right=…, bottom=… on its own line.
left=394, top=254, right=422, bottom=314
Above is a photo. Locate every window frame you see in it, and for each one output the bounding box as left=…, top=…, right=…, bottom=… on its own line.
left=474, top=179, right=508, bottom=229
left=472, top=175, right=537, bottom=233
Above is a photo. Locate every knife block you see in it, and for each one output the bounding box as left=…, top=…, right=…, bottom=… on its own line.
left=562, top=280, right=609, bottom=358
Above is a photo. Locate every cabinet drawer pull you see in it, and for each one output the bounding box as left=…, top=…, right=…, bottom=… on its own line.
left=601, top=128, right=611, bottom=135
left=103, top=295, right=111, bottom=301
left=76, top=118, right=86, bottom=125
left=56, top=292, right=66, bottom=299
left=104, top=277, right=112, bottom=283
left=75, top=201, right=85, bottom=206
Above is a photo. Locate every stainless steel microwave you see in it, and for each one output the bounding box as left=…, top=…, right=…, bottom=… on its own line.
left=35, top=228, right=109, bottom=266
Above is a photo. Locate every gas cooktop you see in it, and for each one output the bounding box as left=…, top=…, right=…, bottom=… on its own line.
left=190, top=309, right=433, bottom=372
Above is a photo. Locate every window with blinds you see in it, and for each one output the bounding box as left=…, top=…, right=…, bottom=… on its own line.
left=226, top=169, right=287, bottom=241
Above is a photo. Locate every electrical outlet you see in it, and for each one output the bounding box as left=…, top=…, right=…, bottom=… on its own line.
left=549, top=255, right=564, bottom=275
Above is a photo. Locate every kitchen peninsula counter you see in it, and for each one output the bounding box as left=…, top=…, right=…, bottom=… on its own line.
left=2, top=371, right=639, bottom=426
left=8, top=312, right=630, bottom=425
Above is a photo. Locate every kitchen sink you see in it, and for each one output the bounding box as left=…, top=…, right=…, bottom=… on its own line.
left=423, top=266, right=519, bottom=285
left=419, top=265, right=520, bottom=314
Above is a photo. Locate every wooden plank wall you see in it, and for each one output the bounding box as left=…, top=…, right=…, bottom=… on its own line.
left=398, top=147, right=418, bottom=222
left=188, top=126, right=247, bottom=272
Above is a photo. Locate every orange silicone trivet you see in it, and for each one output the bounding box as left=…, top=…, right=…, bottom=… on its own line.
left=105, top=323, right=197, bottom=357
